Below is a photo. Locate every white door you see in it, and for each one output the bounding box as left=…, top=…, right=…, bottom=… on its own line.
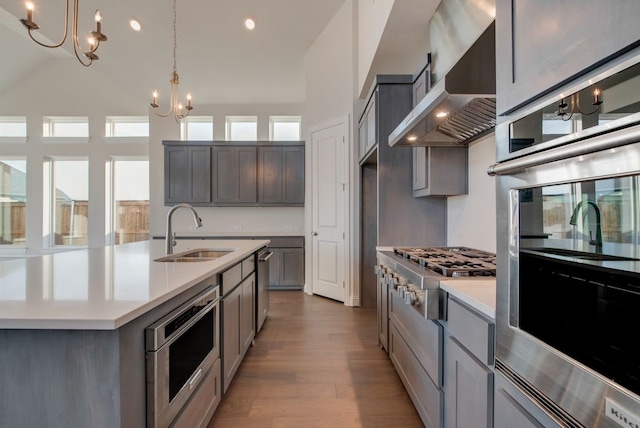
left=311, top=120, right=347, bottom=302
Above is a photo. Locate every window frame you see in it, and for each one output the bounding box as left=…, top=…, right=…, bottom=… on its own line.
left=0, top=117, right=28, bottom=143
left=180, top=116, right=214, bottom=141
left=105, top=116, right=149, bottom=139
left=42, top=116, right=90, bottom=142
left=269, top=115, right=302, bottom=141
left=0, top=157, right=28, bottom=247
left=225, top=116, right=258, bottom=141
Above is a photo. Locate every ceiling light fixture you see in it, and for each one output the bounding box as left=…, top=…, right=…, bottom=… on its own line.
left=244, top=17, right=255, bottom=30
left=150, top=0, right=193, bottom=122
left=435, top=111, right=449, bottom=118
left=557, top=88, right=603, bottom=121
left=19, top=0, right=107, bottom=67
left=129, top=18, right=142, bottom=32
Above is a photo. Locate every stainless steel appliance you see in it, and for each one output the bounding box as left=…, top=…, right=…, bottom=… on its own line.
left=145, top=284, right=220, bottom=428
left=256, top=247, right=272, bottom=332
left=492, top=121, right=640, bottom=426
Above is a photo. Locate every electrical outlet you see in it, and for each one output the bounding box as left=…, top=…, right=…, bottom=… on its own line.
left=233, top=225, right=243, bottom=231
left=284, top=225, right=293, bottom=231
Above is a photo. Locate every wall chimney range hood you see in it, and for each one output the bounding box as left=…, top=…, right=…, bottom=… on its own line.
left=389, top=21, right=496, bottom=147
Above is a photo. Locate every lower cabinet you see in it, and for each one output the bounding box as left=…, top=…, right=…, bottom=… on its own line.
left=267, top=237, right=305, bottom=290
left=376, top=266, right=389, bottom=352
left=170, top=359, right=221, bottom=428
left=443, top=298, right=494, bottom=428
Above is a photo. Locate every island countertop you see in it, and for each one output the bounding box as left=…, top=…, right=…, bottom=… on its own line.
left=439, top=278, right=496, bottom=320
left=0, top=239, right=269, bottom=330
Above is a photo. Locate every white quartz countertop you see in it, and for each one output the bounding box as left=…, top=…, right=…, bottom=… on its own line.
left=439, top=278, right=497, bottom=320
left=0, top=239, right=268, bottom=330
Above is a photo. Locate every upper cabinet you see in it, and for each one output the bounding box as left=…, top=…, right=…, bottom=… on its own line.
left=163, top=141, right=305, bottom=207
left=212, top=146, right=257, bottom=205
left=165, top=145, right=212, bottom=204
left=258, top=146, right=305, bottom=206
left=496, top=0, right=640, bottom=116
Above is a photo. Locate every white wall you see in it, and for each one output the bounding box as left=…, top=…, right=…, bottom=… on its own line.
left=447, top=134, right=497, bottom=253
left=148, top=103, right=306, bottom=238
left=304, top=0, right=357, bottom=302
left=357, top=0, right=395, bottom=96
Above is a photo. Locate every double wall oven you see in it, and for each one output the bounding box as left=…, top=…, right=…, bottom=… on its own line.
left=491, top=50, right=640, bottom=427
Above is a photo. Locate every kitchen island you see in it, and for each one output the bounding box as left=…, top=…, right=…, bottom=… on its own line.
left=0, top=238, right=268, bottom=428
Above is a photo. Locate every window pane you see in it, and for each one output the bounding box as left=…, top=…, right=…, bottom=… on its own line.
left=273, top=122, right=301, bottom=140
left=54, top=160, right=88, bottom=246
left=186, top=122, right=214, bottom=140
left=44, top=117, right=89, bottom=138
left=0, top=117, right=27, bottom=137
left=0, top=160, right=27, bottom=245
left=227, top=117, right=257, bottom=141
left=114, top=160, right=149, bottom=244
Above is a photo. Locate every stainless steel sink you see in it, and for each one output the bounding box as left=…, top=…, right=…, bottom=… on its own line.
left=154, top=248, right=234, bottom=263
left=527, top=247, right=639, bottom=262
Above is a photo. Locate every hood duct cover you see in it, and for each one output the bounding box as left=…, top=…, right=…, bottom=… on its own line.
left=389, top=21, right=496, bottom=147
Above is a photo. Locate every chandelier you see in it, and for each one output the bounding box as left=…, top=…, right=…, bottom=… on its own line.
left=19, top=0, right=107, bottom=67
left=150, top=0, right=194, bottom=122
left=557, top=88, right=603, bottom=121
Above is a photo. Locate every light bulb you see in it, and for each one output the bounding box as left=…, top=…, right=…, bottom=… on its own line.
left=244, top=17, right=256, bottom=30
left=94, top=10, right=102, bottom=22
left=25, top=1, right=34, bottom=11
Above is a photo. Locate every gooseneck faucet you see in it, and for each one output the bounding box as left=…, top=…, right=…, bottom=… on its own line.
left=569, top=199, right=603, bottom=248
left=165, top=203, right=203, bottom=254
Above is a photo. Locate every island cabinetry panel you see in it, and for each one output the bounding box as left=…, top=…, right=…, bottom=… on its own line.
left=212, top=146, right=257, bottom=205
left=267, top=237, right=304, bottom=290
left=496, top=0, right=640, bottom=115
left=170, top=359, right=221, bottom=428
left=221, top=254, right=257, bottom=393
left=413, top=146, right=468, bottom=197
left=258, top=146, right=305, bottom=206
left=165, top=146, right=212, bottom=204
left=443, top=298, right=494, bottom=428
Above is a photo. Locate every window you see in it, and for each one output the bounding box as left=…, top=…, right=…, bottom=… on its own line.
left=0, top=117, right=27, bottom=138
left=270, top=116, right=301, bottom=140
left=45, top=159, right=89, bottom=246
left=108, top=159, right=149, bottom=245
left=181, top=116, right=214, bottom=140
left=105, top=116, right=149, bottom=137
left=0, top=159, right=27, bottom=245
left=43, top=117, right=89, bottom=138
left=226, top=116, right=257, bottom=140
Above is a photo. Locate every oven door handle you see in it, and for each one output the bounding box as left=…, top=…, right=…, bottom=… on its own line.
left=189, top=368, right=203, bottom=390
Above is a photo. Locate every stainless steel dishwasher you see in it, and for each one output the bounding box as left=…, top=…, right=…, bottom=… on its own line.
left=256, top=248, right=272, bottom=332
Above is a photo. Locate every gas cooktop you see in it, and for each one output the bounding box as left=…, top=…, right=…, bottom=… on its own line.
left=393, top=246, right=496, bottom=277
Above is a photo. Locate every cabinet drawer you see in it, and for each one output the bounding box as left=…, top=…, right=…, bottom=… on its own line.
left=389, top=286, right=443, bottom=386
left=221, top=264, right=242, bottom=295
left=242, top=255, right=255, bottom=277
left=268, top=237, right=304, bottom=248
left=447, top=298, right=494, bottom=365
left=170, top=358, right=221, bottom=428
left=390, top=322, right=443, bottom=428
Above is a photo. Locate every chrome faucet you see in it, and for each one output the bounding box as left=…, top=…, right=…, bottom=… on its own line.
left=165, top=203, right=203, bottom=254
left=569, top=199, right=603, bottom=248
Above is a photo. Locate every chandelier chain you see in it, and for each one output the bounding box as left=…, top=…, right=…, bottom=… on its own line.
left=173, top=0, right=177, bottom=75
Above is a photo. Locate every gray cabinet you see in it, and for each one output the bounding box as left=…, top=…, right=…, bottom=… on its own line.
left=413, top=147, right=468, bottom=197
left=376, top=265, right=389, bottom=352
left=358, top=88, right=378, bottom=163
left=267, top=237, right=304, bottom=290
left=165, top=146, right=211, bottom=204
left=258, top=146, right=305, bottom=206
left=496, top=0, right=640, bottom=115
left=443, top=298, right=495, bottom=428
left=221, top=256, right=256, bottom=393
left=163, top=141, right=304, bottom=207
left=212, top=146, right=257, bottom=205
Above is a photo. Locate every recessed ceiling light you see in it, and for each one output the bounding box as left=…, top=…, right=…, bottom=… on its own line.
left=407, top=135, right=418, bottom=142
left=244, top=17, right=255, bottom=31
left=130, top=18, right=142, bottom=32
left=435, top=111, right=448, bottom=118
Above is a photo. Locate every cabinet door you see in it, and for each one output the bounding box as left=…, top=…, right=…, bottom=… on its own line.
left=268, top=248, right=282, bottom=288
left=280, top=248, right=304, bottom=286
left=377, top=271, right=389, bottom=352
left=240, top=274, right=255, bottom=354
left=282, top=147, right=305, bottom=204
left=212, top=146, right=257, bottom=205
left=222, top=285, right=242, bottom=393
left=496, top=1, right=640, bottom=114
left=413, top=147, right=468, bottom=197
left=365, top=95, right=377, bottom=152
left=258, top=147, right=283, bottom=204
left=444, top=336, right=493, bottom=428
left=165, top=146, right=211, bottom=204
left=413, top=147, right=427, bottom=192
left=358, top=119, right=367, bottom=161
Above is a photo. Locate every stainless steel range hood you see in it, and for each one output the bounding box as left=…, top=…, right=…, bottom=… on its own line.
left=389, top=20, right=496, bottom=147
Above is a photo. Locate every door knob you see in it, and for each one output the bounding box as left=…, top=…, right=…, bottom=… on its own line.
left=312, top=231, right=318, bottom=236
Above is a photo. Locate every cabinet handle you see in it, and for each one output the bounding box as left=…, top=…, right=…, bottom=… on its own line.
left=312, top=232, right=318, bottom=236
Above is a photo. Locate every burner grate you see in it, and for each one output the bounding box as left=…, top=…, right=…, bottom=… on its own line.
left=393, top=246, right=496, bottom=277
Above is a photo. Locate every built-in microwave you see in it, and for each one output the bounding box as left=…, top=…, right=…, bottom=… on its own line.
left=493, top=127, right=640, bottom=427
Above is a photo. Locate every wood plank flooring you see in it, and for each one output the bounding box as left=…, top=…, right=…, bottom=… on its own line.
left=208, top=290, right=424, bottom=428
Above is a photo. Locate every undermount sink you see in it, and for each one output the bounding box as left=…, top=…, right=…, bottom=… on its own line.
left=526, top=247, right=640, bottom=262
left=154, top=248, right=234, bottom=263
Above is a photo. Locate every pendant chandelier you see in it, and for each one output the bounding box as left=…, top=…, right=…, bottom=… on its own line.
left=19, top=0, right=107, bottom=67
left=150, top=0, right=194, bottom=122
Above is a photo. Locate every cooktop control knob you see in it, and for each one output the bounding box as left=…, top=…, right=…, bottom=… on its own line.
left=404, top=289, right=416, bottom=305
left=397, top=285, right=406, bottom=298
left=393, top=276, right=406, bottom=287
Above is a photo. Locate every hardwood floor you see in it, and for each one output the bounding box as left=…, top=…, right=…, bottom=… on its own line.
left=208, top=290, right=424, bottom=427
